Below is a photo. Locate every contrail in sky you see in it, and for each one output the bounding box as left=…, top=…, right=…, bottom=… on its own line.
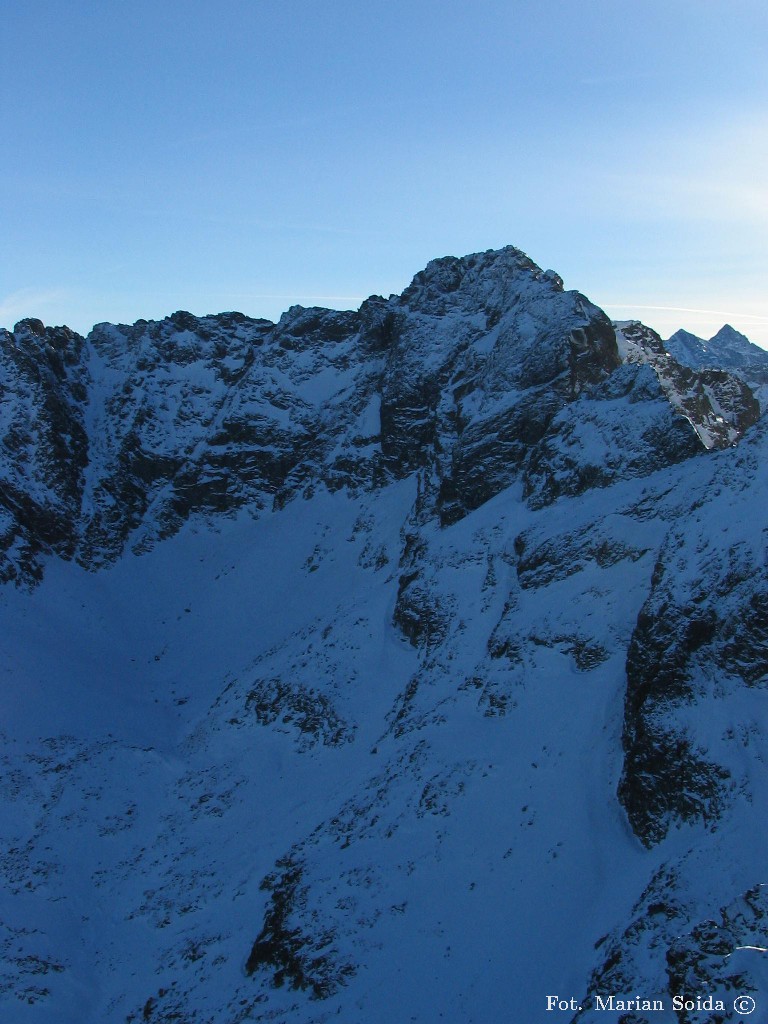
left=232, top=294, right=365, bottom=303
left=603, top=304, right=768, bottom=323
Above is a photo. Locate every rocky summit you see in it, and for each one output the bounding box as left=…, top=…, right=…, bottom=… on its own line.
left=2, top=246, right=767, bottom=1023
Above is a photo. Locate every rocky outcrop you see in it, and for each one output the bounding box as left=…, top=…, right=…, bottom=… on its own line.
left=521, top=364, right=706, bottom=508
left=618, top=419, right=768, bottom=847
left=0, top=319, right=89, bottom=583
left=666, top=884, right=768, bottom=1023
left=245, top=853, right=354, bottom=998
left=245, top=678, right=354, bottom=750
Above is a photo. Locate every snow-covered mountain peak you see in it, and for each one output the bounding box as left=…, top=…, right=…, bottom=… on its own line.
left=710, top=322, right=753, bottom=348
left=3, top=246, right=768, bottom=1023
left=668, top=322, right=768, bottom=370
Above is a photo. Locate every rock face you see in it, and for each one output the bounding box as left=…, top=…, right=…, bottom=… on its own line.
left=0, top=319, right=89, bottom=582
left=618, top=470, right=768, bottom=849
left=2, top=246, right=768, bottom=1024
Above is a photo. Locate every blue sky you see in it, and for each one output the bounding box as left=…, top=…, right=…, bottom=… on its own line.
left=2, top=0, right=767, bottom=344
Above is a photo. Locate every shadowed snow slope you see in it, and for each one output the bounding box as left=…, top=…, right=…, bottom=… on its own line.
left=2, top=247, right=767, bottom=1023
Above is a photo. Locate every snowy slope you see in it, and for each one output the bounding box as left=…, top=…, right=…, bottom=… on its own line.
left=2, top=247, right=767, bottom=1024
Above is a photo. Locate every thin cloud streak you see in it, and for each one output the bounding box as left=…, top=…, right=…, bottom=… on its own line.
left=0, top=287, right=73, bottom=328
left=603, top=304, right=768, bottom=324
left=239, top=294, right=365, bottom=302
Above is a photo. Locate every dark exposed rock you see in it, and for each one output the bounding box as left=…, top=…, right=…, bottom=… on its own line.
left=0, top=320, right=89, bottom=583
left=245, top=678, right=354, bottom=750
left=437, top=386, right=563, bottom=523
left=619, top=727, right=730, bottom=848
left=246, top=854, right=354, bottom=998
left=619, top=492, right=768, bottom=846
left=515, top=520, right=649, bottom=590
left=666, top=884, right=768, bottom=1024
left=522, top=364, right=710, bottom=509
left=576, top=874, right=768, bottom=1024
left=392, top=569, right=455, bottom=650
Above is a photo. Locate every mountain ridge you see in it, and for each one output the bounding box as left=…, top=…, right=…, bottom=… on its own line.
left=2, top=246, right=761, bottom=586
left=2, top=245, right=768, bottom=1024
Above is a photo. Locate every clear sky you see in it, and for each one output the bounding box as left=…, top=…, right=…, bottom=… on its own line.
left=2, top=0, right=767, bottom=345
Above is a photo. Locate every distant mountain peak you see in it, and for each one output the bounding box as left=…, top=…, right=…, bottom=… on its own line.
left=665, top=323, right=768, bottom=408
left=710, top=322, right=754, bottom=347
